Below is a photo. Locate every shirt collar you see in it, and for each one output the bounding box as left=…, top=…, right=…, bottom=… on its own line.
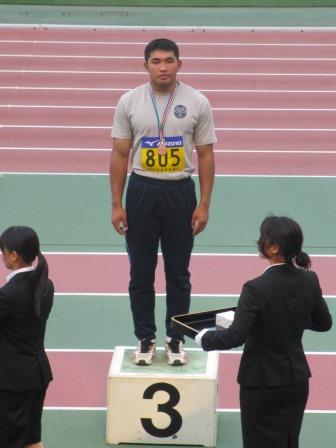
left=6, top=266, right=35, bottom=283
left=263, top=263, right=286, bottom=273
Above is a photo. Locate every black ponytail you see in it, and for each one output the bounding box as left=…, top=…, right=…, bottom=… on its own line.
left=29, top=252, right=49, bottom=316
left=0, top=226, right=49, bottom=316
left=294, top=250, right=311, bottom=270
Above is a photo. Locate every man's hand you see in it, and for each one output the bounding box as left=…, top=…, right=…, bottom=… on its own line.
left=112, top=206, right=128, bottom=235
left=191, top=204, right=209, bottom=236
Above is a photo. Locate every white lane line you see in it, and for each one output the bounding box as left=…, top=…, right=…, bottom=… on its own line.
left=42, top=407, right=336, bottom=413
left=1, top=87, right=336, bottom=93
left=1, top=69, right=336, bottom=76
left=1, top=40, right=336, bottom=47
left=2, top=172, right=336, bottom=178
left=2, top=54, right=336, bottom=61
left=1, top=24, right=336, bottom=31
left=2, top=147, right=336, bottom=154
left=34, top=251, right=336, bottom=257
left=53, top=292, right=336, bottom=299
left=2, top=171, right=336, bottom=178
left=45, top=348, right=336, bottom=354
left=2, top=104, right=336, bottom=112
left=1, top=125, right=335, bottom=131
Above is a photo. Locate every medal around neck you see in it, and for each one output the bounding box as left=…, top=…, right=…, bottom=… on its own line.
left=158, top=140, right=167, bottom=155
left=149, top=83, right=177, bottom=158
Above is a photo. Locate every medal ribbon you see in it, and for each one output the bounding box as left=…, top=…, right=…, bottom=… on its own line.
left=149, top=83, right=177, bottom=144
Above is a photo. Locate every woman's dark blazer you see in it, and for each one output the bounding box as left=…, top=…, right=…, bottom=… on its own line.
left=201, top=264, right=332, bottom=387
left=0, top=272, right=54, bottom=391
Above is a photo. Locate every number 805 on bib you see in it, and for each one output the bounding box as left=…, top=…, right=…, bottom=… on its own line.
left=140, top=136, right=185, bottom=173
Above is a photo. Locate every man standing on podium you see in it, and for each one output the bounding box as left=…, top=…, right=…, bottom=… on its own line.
left=110, top=38, right=216, bottom=366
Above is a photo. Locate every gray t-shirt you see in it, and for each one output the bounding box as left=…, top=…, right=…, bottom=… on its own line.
left=112, top=81, right=217, bottom=180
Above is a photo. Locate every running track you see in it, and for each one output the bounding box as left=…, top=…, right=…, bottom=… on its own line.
left=0, top=26, right=335, bottom=412
left=0, top=253, right=335, bottom=296
left=1, top=26, right=336, bottom=176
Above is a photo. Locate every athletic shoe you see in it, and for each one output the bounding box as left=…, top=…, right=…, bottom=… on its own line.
left=132, top=338, right=156, bottom=365
left=165, top=337, right=188, bottom=366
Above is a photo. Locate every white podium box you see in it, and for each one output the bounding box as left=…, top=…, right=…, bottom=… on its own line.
left=106, top=346, right=219, bottom=446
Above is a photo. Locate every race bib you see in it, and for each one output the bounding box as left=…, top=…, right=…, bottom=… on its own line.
left=140, top=136, right=185, bottom=173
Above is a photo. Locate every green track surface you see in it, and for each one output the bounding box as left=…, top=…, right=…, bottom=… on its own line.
left=2, top=0, right=336, bottom=6
left=1, top=4, right=336, bottom=26
left=41, top=410, right=335, bottom=448
left=1, top=174, right=335, bottom=253
left=45, top=294, right=336, bottom=351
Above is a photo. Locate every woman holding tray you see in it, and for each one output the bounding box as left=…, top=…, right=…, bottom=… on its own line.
left=196, top=216, right=332, bottom=448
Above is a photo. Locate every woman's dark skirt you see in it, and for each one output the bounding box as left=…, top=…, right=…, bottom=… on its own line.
left=0, top=389, right=47, bottom=448
left=240, top=379, right=309, bottom=448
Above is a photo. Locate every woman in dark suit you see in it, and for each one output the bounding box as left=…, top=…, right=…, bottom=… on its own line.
left=196, top=216, right=332, bottom=448
left=0, top=226, right=54, bottom=448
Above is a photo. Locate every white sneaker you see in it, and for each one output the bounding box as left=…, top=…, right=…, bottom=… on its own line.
left=132, top=339, right=156, bottom=366
left=165, top=337, right=188, bottom=366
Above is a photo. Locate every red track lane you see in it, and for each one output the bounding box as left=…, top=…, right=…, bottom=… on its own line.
left=3, top=56, right=336, bottom=74
left=1, top=72, right=336, bottom=91
left=3, top=42, right=336, bottom=59
left=1, top=254, right=334, bottom=296
left=2, top=90, right=336, bottom=109
left=1, top=128, right=335, bottom=151
left=45, top=351, right=336, bottom=410
left=1, top=27, right=336, bottom=45
left=1, top=149, right=336, bottom=176
left=2, top=108, right=336, bottom=129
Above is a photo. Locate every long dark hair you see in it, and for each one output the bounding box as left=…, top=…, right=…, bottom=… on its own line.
left=257, top=216, right=311, bottom=270
left=0, top=226, right=48, bottom=316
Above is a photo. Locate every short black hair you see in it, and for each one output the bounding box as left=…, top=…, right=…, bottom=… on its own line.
left=144, top=38, right=179, bottom=62
left=257, top=215, right=311, bottom=269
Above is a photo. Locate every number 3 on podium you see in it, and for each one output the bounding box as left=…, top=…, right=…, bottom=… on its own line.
left=141, top=382, right=183, bottom=438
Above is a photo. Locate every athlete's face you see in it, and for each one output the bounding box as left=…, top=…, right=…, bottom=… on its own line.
left=144, top=49, right=182, bottom=93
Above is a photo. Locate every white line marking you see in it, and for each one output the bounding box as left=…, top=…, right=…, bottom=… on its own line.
left=54, top=292, right=241, bottom=297
left=44, top=348, right=336, bottom=355
left=0, top=104, right=116, bottom=109
left=216, top=409, right=336, bottom=414
left=0, top=146, right=112, bottom=151
left=2, top=53, right=336, bottom=61
left=1, top=125, right=336, bottom=131
left=0, top=124, right=109, bottom=129
left=39, top=251, right=336, bottom=257
left=53, top=292, right=336, bottom=299
left=1, top=24, right=336, bottom=31
left=2, top=172, right=336, bottom=178
left=1, top=40, right=336, bottom=47
left=2, top=104, right=336, bottom=112
left=215, top=149, right=336, bottom=153
left=1, top=147, right=336, bottom=154
left=202, top=174, right=335, bottom=178
left=1, top=86, right=336, bottom=93
left=42, top=407, right=336, bottom=413
left=44, top=407, right=107, bottom=411
left=1, top=69, right=336, bottom=76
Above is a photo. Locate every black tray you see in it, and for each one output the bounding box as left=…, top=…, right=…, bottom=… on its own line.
left=171, top=307, right=237, bottom=340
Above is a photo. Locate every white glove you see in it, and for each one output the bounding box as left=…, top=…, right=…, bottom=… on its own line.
left=195, top=328, right=210, bottom=346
